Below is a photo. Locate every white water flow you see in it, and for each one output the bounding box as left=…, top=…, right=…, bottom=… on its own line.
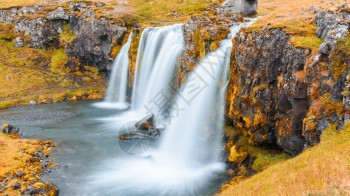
left=87, top=20, right=255, bottom=196
left=101, top=33, right=133, bottom=109
left=131, top=24, right=184, bottom=116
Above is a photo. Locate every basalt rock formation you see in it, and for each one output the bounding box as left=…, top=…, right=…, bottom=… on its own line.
left=227, top=6, right=350, bottom=156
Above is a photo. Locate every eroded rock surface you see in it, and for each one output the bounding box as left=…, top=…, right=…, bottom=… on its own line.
left=227, top=6, right=350, bottom=156
left=0, top=3, right=130, bottom=72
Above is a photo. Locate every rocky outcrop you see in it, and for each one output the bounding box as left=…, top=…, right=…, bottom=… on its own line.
left=315, top=8, right=349, bottom=54
left=179, top=14, right=243, bottom=83
left=228, top=27, right=309, bottom=155
left=221, top=0, right=258, bottom=15
left=227, top=6, right=350, bottom=156
left=66, top=7, right=128, bottom=72
left=0, top=2, right=131, bottom=72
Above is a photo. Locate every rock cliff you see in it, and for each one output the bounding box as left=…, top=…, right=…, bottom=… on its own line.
left=0, top=2, right=132, bottom=72
left=226, top=6, right=350, bottom=156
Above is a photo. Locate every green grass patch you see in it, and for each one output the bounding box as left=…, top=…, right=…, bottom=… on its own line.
left=291, top=35, right=323, bottom=50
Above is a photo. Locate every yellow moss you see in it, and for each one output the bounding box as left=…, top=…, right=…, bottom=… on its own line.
left=228, top=145, right=247, bottom=163
left=242, top=116, right=252, bottom=128
left=330, top=36, right=350, bottom=79
left=225, top=127, right=290, bottom=173
left=60, top=24, right=76, bottom=45
left=50, top=49, right=69, bottom=73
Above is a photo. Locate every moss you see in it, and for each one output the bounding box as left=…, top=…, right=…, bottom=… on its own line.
left=50, top=49, right=69, bottom=74
left=60, top=24, right=76, bottom=45
left=225, top=127, right=290, bottom=173
left=330, top=36, right=350, bottom=79
left=291, top=35, right=323, bottom=50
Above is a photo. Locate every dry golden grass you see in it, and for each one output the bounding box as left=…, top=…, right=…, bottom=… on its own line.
left=0, top=132, right=52, bottom=195
left=246, top=0, right=348, bottom=50
left=219, top=123, right=350, bottom=196
left=129, top=0, right=225, bottom=24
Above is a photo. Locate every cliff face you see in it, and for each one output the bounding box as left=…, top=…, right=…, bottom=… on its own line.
left=179, top=13, right=243, bottom=84
left=227, top=6, right=350, bottom=156
left=0, top=2, right=130, bottom=72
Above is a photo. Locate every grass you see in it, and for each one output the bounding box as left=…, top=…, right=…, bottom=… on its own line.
left=0, top=36, right=105, bottom=109
left=0, top=0, right=43, bottom=8
left=0, top=131, right=57, bottom=195
left=129, top=0, right=225, bottom=24
left=330, top=36, right=350, bottom=79
left=245, top=0, right=348, bottom=51
left=219, top=123, right=350, bottom=196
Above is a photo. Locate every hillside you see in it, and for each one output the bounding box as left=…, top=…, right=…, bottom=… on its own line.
left=220, top=124, right=350, bottom=195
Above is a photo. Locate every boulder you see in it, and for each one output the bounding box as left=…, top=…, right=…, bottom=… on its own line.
left=221, top=0, right=257, bottom=15
left=14, top=37, right=24, bottom=48
left=46, top=7, right=69, bottom=21
left=135, top=114, right=155, bottom=129
left=2, top=123, right=23, bottom=137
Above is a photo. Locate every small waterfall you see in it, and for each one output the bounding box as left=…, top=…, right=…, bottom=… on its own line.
left=100, top=33, right=133, bottom=109
left=131, top=24, right=184, bottom=116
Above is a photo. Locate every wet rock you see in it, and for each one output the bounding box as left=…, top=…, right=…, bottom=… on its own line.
left=14, top=37, right=24, bottom=48
left=179, top=14, right=243, bottom=80
left=46, top=7, right=69, bottom=21
left=135, top=114, right=155, bottom=129
left=2, top=124, right=23, bottom=137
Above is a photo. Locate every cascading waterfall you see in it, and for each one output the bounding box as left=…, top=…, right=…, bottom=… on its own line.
left=94, top=33, right=133, bottom=109
left=87, top=20, right=255, bottom=196
left=131, top=24, right=184, bottom=117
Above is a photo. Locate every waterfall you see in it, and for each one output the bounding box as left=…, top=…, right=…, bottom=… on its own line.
left=131, top=24, right=184, bottom=117
left=95, top=33, right=133, bottom=109
left=158, top=21, right=256, bottom=168
left=87, top=20, right=256, bottom=195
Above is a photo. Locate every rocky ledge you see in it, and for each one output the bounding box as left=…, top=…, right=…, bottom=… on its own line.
left=226, top=5, right=350, bottom=157
left=0, top=2, right=135, bottom=72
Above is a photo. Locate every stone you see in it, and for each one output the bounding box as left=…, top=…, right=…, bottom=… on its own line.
left=135, top=114, right=155, bottom=129
left=28, top=100, right=36, bottom=105
left=12, top=182, right=20, bottom=190
left=46, top=7, right=69, bottom=21
left=14, top=37, right=24, bottom=48
left=2, top=124, right=23, bottom=137
left=221, top=0, right=257, bottom=15
left=95, top=2, right=105, bottom=7
left=16, top=171, right=23, bottom=177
